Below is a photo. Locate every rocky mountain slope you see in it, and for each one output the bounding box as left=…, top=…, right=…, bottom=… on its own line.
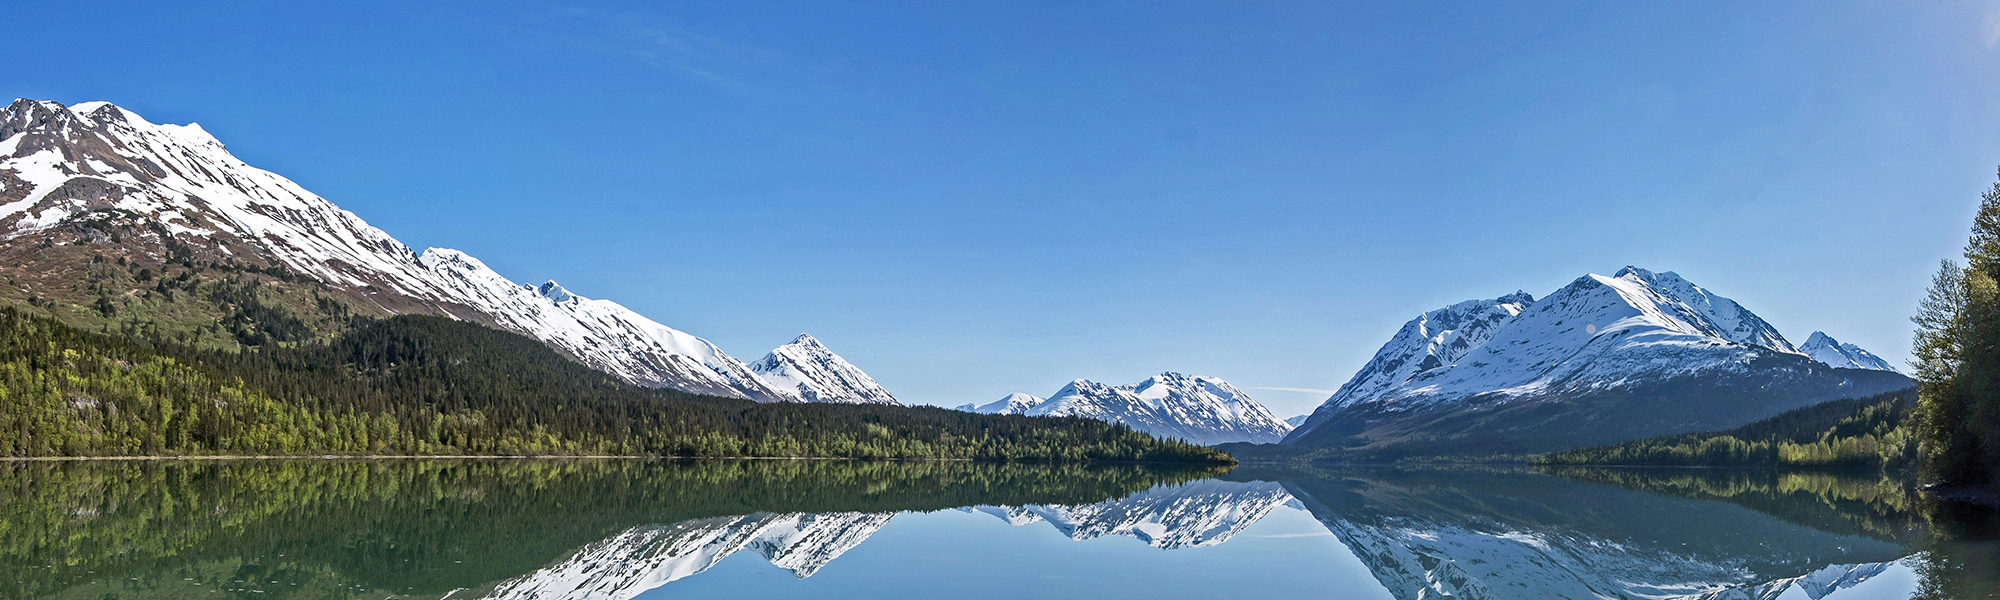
left=0, top=98, right=899, bottom=403
left=1286, top=267, right=1912, bottom=455
left=1797, top=331, right=1898, bottom=372
left=749, top=334, right=900, bottom=405
left=964, top=373, right=1292, bottom=444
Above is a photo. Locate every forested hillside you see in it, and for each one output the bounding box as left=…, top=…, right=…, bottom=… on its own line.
left=0, top=308, right=1231, bottom=462
left=1533, top=388, right=1918, bottom=468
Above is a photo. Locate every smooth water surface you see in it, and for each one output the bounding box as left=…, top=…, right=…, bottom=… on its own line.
left=2, top=459, right=1995, bottom=599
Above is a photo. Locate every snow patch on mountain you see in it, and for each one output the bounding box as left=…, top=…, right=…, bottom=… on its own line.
left=959, top=392, right=1045, bottom=415
left=966, top=374, right=1290, bottom=444
left=1291, top=267, right=1807, bottom=441
left=749, top=334, right=900, bottom=405
left=1797, top=331, right=1898, bottom=373
left=0, top=98, right=847, bottom=401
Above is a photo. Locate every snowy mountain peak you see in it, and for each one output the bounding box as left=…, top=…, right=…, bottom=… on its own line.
left=966, top=392, right=1046, bottom=415
left=1314, top=292, right=1537, bottom=413
left=1016, top=374, right=1291, bottom=444
left=1798, top=331, right=1898, bottom=372
left=748, top=333, right=900, bottom=405
left=538, top=280, right=574, bottom=303
left=1287, top=267, right=1912, bottom=451
left=0, top=99, right=836, bottom=403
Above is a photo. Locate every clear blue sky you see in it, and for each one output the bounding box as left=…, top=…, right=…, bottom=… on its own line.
left=11, top=1, right=2000, bottom=416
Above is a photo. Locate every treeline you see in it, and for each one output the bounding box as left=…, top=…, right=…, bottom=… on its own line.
left=0, top=308, right=1232, bottom=462
left=1533, top=388, right=1919, bottom=469
left=1910, top=169, right=2000, bottom=485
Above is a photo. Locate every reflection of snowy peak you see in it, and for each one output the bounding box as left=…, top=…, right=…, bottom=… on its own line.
left=1680, top=560, right=1904, bottom=600
left=1322, top=516, right=1751, bottom=600
left=1797, top=332, right=1898, bottom=372
left=0, top=99, right=815, bottom=401
left=749, top=334, right=900, bottom=405
left=481, top=511, right=894, bottom=599
left=984, top=373, right=1290, bottom=444
left=481, top=515, right=780, bottom=600
left=748, top=512, right=896, bottom=577
left=977, top=479, right=1293, bottom=549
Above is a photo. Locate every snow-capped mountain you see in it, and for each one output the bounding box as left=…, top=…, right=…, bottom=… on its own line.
left=479, top=511, right=894, bottom=599
left=968, top=373, right=1291, bottom=444
left=1286, top=267, right=1912, bottom=454
left=1797, top=331, right=1898, bottom=372
left=0, top=98, right=844, bottom=401
left=956, top=392, right=1045, bottom=414
left=1313, top=292, right=1537, bottom=413
left=748, top=334, right=900, bottom=405
left=1284, top=414, right=1310, bottom=428
left=970, top=479, right=1293, bottom=549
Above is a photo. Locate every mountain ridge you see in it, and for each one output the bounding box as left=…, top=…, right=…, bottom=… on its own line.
left=963, top=373, right=1292, bottom=445
left=0, top=98, right=900, bottom=404
left=1286, top=266, right=1912, bottom=456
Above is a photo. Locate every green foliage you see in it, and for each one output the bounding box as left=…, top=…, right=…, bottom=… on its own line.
left=1910, top=167, right=2000, bottom=484
left=0, top=308, right=1233, bottom=463
left=1533, top=389, right=1920, bottom=469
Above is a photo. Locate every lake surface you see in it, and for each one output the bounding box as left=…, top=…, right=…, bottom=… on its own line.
left=3, top=459, right=1995, bottom=599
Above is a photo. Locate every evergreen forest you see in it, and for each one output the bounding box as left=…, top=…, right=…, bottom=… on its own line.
left=1533, top=388, right=1919, bottom=469
left=0, top=308, right=1231, bottom=462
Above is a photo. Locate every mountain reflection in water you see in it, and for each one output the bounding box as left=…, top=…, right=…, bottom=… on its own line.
left=1, top=460, right=1994, bottom=600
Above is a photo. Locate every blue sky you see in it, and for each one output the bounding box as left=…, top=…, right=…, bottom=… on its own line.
left=11, top=1, right=2000, bottom=415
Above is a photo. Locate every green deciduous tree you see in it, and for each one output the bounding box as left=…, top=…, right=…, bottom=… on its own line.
left=1911, top=167, right=2000, bottom=484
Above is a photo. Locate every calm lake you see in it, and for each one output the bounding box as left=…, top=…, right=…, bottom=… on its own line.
left=4, top=459, right=1996, bottom=600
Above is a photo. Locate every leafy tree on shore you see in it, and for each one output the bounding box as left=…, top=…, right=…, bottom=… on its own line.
left=1911, top=168, right=2000, bottom=485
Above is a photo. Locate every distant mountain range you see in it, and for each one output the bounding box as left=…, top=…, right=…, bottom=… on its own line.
left=1285, top=267, right=1912, bottom=456
left=958, top=373, right=1292, bottom=444
left=0, top=99, right=897, bottom=405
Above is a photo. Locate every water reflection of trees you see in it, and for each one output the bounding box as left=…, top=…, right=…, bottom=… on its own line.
left=0, top=459, right=1221, bottom=600
left=1535, top=466, right=2000, bottom=600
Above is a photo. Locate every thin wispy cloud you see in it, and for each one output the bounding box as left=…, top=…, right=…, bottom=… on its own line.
left=1252, top=387, right=1336, bottom=395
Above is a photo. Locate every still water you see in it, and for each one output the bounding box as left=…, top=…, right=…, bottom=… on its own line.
left=2, top=459, right=1995, bottom=599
